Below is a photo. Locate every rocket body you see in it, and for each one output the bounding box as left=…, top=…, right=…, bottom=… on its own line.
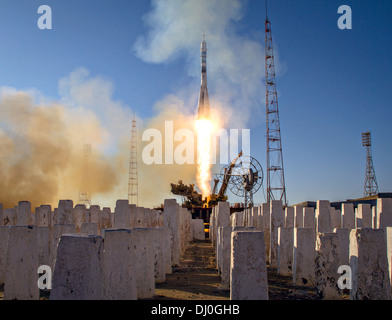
left=197, top=36, right=211, bottom=120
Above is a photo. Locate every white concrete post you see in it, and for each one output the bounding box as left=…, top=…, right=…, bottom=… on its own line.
left=294, top=205, right=304, bottom=228
left=357, top=204, right=372, bottom=228
left=277, top=227, right=294, bottom=276
left=293, top=228, right=315, bottom=286
left=230, top=231, right=268, bottom=300
left=342, top=203, right=355, bottom=231
left=285, top=207, right=295, bottom=228
left=16, top=201, right=32, bottom=226
left=315, top=232, right=342, bottom=299
left=102, top=228, right=137, bottom=300
left=261, top=203, right=270, bottom=263
left=57, top=200, right=74, bottom=225
left=133, top=228, right=155, bottom=299
left=350, top=228, right=391, bottom=300
left=316, top=200, right=332, bottom=234
left=270, top=200, right=284, bottom=268
left=4, top=226, right=39, bottom=300
left=51, top=234, right=104, bottom=300
left=377, top=198, right=392, bottom=230
left=0, top=226, right=10, bottom=284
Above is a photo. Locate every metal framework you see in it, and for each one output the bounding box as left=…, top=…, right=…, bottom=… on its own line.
left=265, top=9, right=287, bottom=205
left=362, top=132, right=378, bottom=197
left=128, top=112, right=138, bottom=205
left=79, top=143, right=92, bottom=208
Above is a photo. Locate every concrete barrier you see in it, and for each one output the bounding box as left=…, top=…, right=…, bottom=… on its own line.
left=277, top=227, right=294, bottom=276
left=51, top=234, right=104, bottom=300
left=315, top=233, right=342, bottom=299
left=191, top=219, right=205, bottom=240
left=0, top=226, right=10, bottom=284
left=4, top=226, right=39, bottom=300
left=102, top=228, right=137, bottom=300
left=270, top=200, right=284, bottom=268
left=133, top=228, right=155, bottom=299
left=293, top=228, right=315, bottom=286
left=349, top=228, right=391, bottom=300
left=230, top=231, right=268, bottom=300
left=80, top=222, right=98, bottom=235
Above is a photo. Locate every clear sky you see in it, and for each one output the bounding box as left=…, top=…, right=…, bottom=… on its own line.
left=0, top=0, right=391, bottom=207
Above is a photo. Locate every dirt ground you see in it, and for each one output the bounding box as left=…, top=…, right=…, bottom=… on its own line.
left=152, top=240, right=320, bottom=300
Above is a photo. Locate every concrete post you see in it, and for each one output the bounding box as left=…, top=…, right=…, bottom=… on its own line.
left=334, top=228, right=349, bottom=266
left=89, top=205, right=100, bottom=224
left=294, top=205, right=304, bottom=228
left=57, top=200, right=74, bottom=225
left=357, top=204, right=372, bottom=228
left=0, top=226, right=10, bottom=284
left=342, top=203, right=355, bottom=231
left=0, top=203, right=3, bottom=226
left=220, top=226, right=232, bottom=290
left=377, top=198, right=392, bottom=230
left=16, top=201, right=32, bottom=226
left=191, top=219, right=205, bottom=240
left=50, top=224, right=77, bottom=270
left=72, top=204, right=87, bottom=233
left=164, top=199, right=181, bottom=266
left=102, top=228, right=137, bottom=300
left=277, top=227, right=294, bottom=276
left=261, top=203, right=270, bottom=263
left=230, top=231, right=268, bottom=300
left=113, top=200, right=130, bottom=228
left=133, top=228, right=155, bottom=299
left=36, top=205, right=51, bottom=228
left=350, top=228, right=391, bottom=300
left=270, top=200, right=284, bottom=268
left=80, top=222, right=98, bottom=235
left=329, top=207, right=341, bottom=230
left=386, top=227, right=392, bottom=295
left=285, top=207, right=295, bottom=228
left=303, top=207, right=315, bottom=229
left=293, top=228, right=315, bottom=286
left=51, top=234, right=104, bottom=300
left=316, top=200, right=332, bottom=234
left=4, top=226, right=39, bottom=300
left=315, top=233, right=342, bottom=299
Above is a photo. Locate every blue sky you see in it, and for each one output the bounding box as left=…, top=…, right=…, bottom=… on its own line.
left=0, top=0, right=391, bottom=207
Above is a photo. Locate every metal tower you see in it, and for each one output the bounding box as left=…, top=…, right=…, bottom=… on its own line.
left=362, top=132, right=378, bottom=197
left=128, top=112, right=138, bottom=205
left=265, top=7, right=287, bottom=205
left=79, top=143, right=92, bottom=207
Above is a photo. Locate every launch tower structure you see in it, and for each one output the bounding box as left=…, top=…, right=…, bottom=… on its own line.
left=265, top=7, right=287, bottom=206
left=128, top=112, right=139, bottom=206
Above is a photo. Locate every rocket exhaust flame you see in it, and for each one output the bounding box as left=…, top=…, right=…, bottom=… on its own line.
left=195, top=119, right=212, bottom=198
left=195, top=34, right=212, bottom=198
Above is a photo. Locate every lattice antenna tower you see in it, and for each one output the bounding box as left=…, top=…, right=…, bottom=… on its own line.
left=128, top=112, right=138, bottom=205
left=79, top=143, right=92, bottom=208
left=265, top=2, right=287, bottom=205
left=362, top=131, right=378, bottom=196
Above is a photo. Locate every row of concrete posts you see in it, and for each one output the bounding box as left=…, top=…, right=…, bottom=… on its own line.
left=211, top=199, right=392, bottom=300
left=0, top=198, right=204, bottom=300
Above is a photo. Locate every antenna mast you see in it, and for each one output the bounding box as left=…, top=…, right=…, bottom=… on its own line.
left=128, top=112, right=139, bottom=205
left=265, top=4, right=287, bottom=205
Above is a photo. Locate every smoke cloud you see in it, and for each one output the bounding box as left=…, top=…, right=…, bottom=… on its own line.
left=134, top=0, right=266, bottom=128
left=0, top=87, right=121, bottom=209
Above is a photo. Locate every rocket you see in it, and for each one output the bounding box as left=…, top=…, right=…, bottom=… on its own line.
left=197, top=34, right=211, bottom=120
